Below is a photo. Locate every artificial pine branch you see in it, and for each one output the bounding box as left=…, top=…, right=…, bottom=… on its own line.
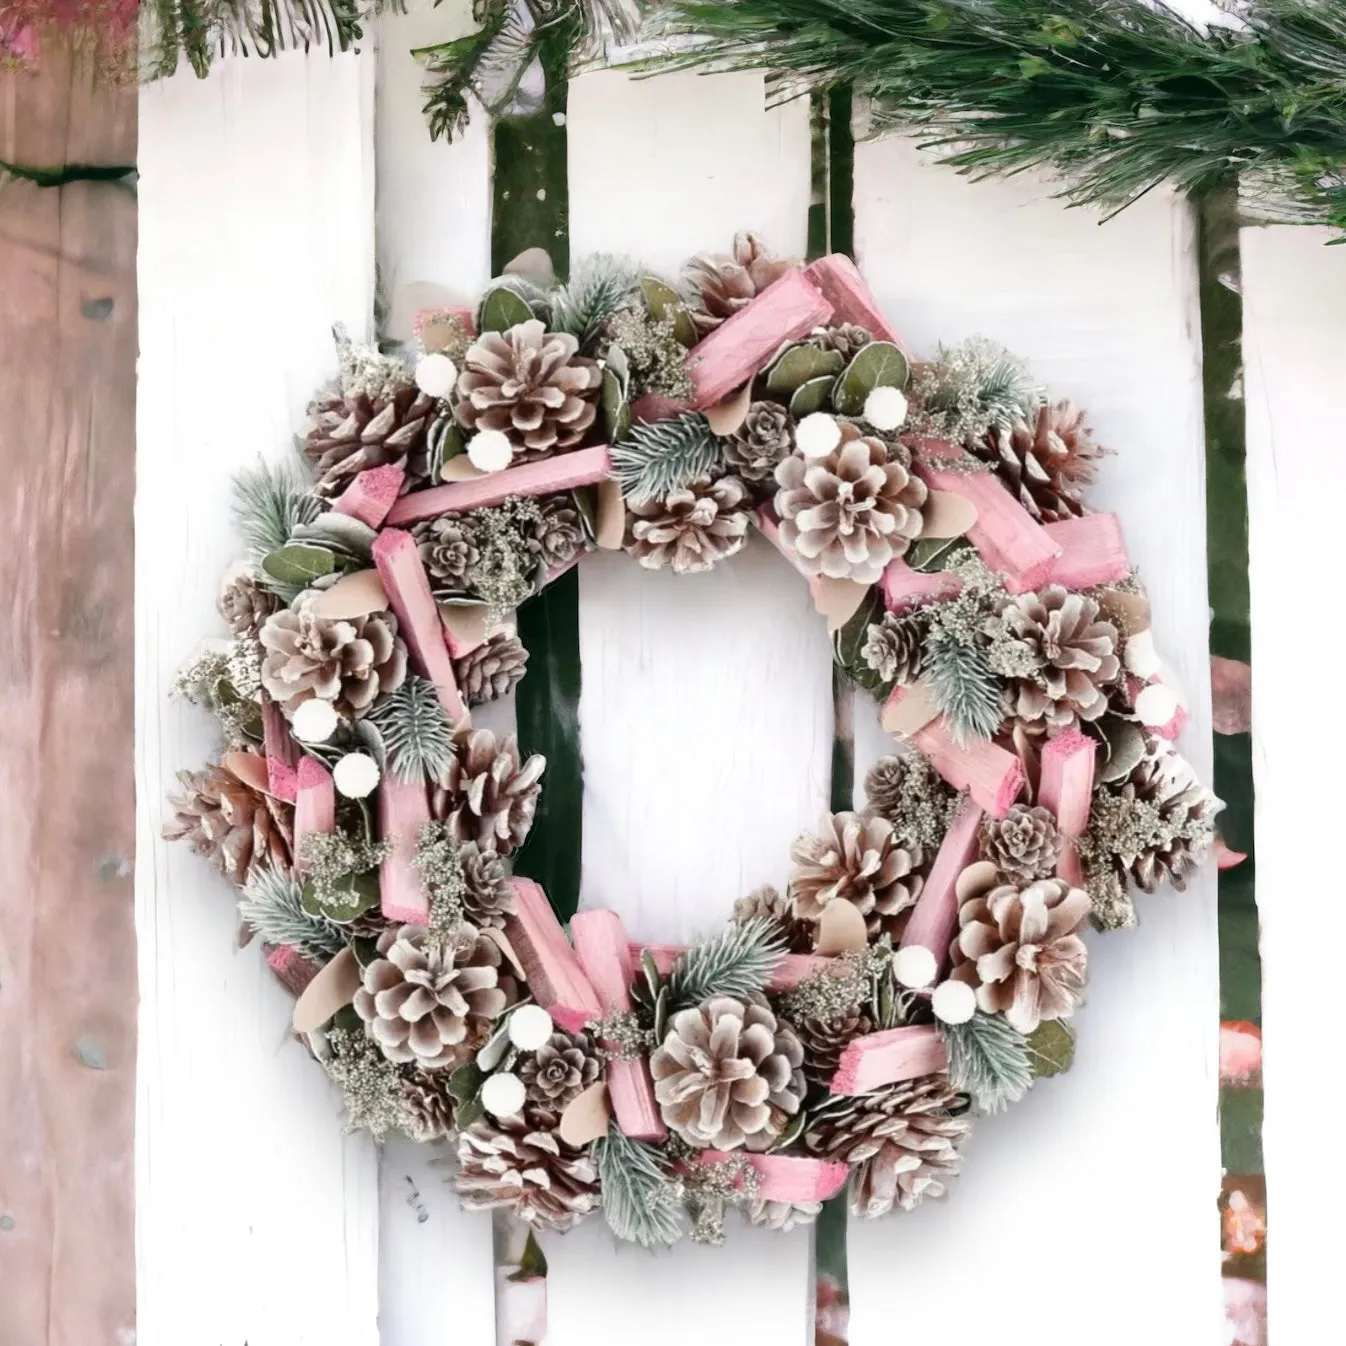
left=367, top=676, right=457, bottom=783
left=924, top=633, right=1004, bottom=745
left=592, top=1129, right=686, bottom=1247
left=230, top=456, right=321, bottom=562
left=610, top=412, right=725, bottom=504
left=667, top=916, right=786, bottom=1010
left=910, top=337, right=1043, bottom=444
left=550, top=253, right=642, bottom=351
left=938, top=1010, right=1034, bottom=1114
left=238, top=863, right=347, bottom=961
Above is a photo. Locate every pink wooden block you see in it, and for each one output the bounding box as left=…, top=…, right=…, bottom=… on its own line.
left=415, top=304, right=476, bottom=340
left=803, top=254, right=902, bottom=345
left=914, top=441, right=1061, bottom=593
left=700, top=1151, right=849, bottom=1204
left=294, top=757, right=336, bottom=871
left=631, top=944, right=833, bottom=994
left=503, top=880, right=603, bottom=1034
left=262, top=694, right=300, bottom=802
left=378, top=773, right=431, bottom=924
left=1042, top=513, right=1129, bottom=589
left=899, top=796, right=983, bottom=970
left=685, top=269, right=833, bottom=408
left=371, top=528, right=467, bottom=722
left=265, top=944, right=319, bottom=998
left=385, top=445, right=612, bottom=527
left=880, top=558, right=963, bottom=613
left=1038, top=729, right=1096, bottom=888
left=630, top=393, right=691, bottom=425
left=571, top=910, right=666, bottom=1142
left=332, top=465, right=405, bottom=529
left=830, top=1024, right=949, bottom=1096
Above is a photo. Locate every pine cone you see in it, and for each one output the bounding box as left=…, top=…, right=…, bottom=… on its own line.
left=975, top=401, right=1102, bottom=522
left=993, top=585, right=1120, bottom=729
left=624, top=475, right=751, bottom=574
left=432, top=729, right=545, bottom=854
left=980, top=804, right=1062, bottom=882
left=353, top=923, right=517, bottom=1070
left=789, top=812, right=923, bottom=937
left=1109, top=749, right=1218, bottom=893
left=723, top=401, right=793, bottom=484
left=733, top=884, right=813, bottom=953
left=459, top=841, right=516, bottom=929
left=814, top=324, right=873, bottom=360
left=163, top=753, right=293, bottom=885
left=861, top=612, right=924, bottom=686
left=219, top=571, right=280, bottom=640
left=863, top=755, right=958, bottom=854
left=304, top=380, right=434, bottom=498
left=746, top=1198, right=823, bottom=1232
left=259, top=605, right=408, bottom=717
left=412, top=515, right=481, bottom=596
left=453, top=630, right=528, bottom=707
left=950, top=878, right=1090, bottom=1034
left=774, top=422, right=927, bottom=584
left=650, top=996, right=805, bottom=1151
left=682, top=232, right=793, bottom=335
left=805, top=1076, right=971, bottom=1217
left=519, top=1031, right=602, bottom=1117
left=797, top=1007, right=875, bottom=1087
left=455, top=319, right=602, bottom=460
left=456, top=1119, right=600, bottom=1232
left=401, top=1066, right=458, bottom=1141
left=530, top=494, right=587, bottom=570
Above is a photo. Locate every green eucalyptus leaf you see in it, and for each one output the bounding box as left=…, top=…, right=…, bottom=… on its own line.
left=1026, top=1019, right=1075, bottom=1078
left=765, top=343, right=845, bottom=395
left=833, top=341, right=910, bottom=415
left=1096, top=715, right=1147, bottom=783
left=604, top=342, right=631, bottom=395
left=508, top=1231, right=549, bottom=1282
left=351, top=936, right=381, bottom=969
left=295, top=512, right=377, bottom=559
left=262, top=543, right=336, bottom=586
left=640, top=276, right=697, bottom=347
left=448, top=1061, right=486, bottom=1105
left=789, top=374, right=838, bottom=418
left=478, top=284, right=535, bottom=334
left=571, top=487, right=600, bottom=544
left=905, top=536, right=963, bottom=573
left=476, top=1016, right=516, bottom=1073
left=428, top=416, right=465, bottom=483
left=299, top=869, right=380, bottom=923
left=653, top=985, right=669, bottom=1043
left=602, top=366, right=631, bottom=442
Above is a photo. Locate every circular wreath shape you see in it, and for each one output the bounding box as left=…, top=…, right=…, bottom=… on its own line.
left=165, top=234, right=1219, bottom=1248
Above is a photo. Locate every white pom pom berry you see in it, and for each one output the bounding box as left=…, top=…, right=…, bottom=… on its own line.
left=931, top=979, right=978, bottom=1026
left=894, top=944, right=938, bottom=990
left=467, top=428, right=514, bottom=474
left=291, top=697, right=339, bottom=744
left=414, top=352, right=459, bottom=399
left=508, top=1004, right=555, bottom=1052
left=863, top=385, right=909, bottom=433
left=480, top=1071, right=526, bottom=1119
left=332, top=751, right=381, bottom=799
left=795, top=412, right=842, bottom=459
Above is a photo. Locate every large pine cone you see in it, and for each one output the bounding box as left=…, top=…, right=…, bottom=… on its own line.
left=950, top=878, right=1090, bottom=1034
left=650, top=996, right=805, bottom=1151
left=432, top=729, right=545, bottom=854
left=259, top=605, right=407, bottom=717
left=459, top=841, right=516, bottom=929
left=993, top=585, right=1120, bottom=728
left=304, top=381, right=434, bottom=498
left=723, top=401, right=794, bottom=484
left=453, top=630, right=528, bottom=707
left=353, top=923, right=517, bottom=1070
left=163, top=753, right=293, bottom=885
left=789, top=812, right=923, bottom=937
left=975, top=400, right=1102, bottom=522
left=455, top=319, right=601, bottom=460
left=746, top=1198, right=823, bottom=1232
left=1110, top=749, right=1219, bottom=893
left=518, top=1031, right=603, bottom=1118
left=980, top=804, right=1062, bottom=882
left=624, top=475, right=751, bottom=574
left=805, top=1076, right=971, bottom=1217
left=456, top=1120, right=600, bottom=1232
left=413, top=515, right=481, bottom=596
left=774, top=423, right=926, bottom=585
left=401, top=1066, right=458, bottom=1141
left=682, top=232, right=793, bottom=335
left=733, top=884, right=813, bottom=953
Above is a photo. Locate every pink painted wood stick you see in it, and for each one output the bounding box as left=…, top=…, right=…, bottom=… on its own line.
left=385, top=445, right=612, bottom=527
left=830, top=1024, right=949, bottom=1096
left=700, top=1151, right=849, bottom=1204
left=331, top=465, right=405, bottom=529
left=803, top=254, right=902, bottom=345
left=686, top=269, right=834, bottom=408
left=294, top=757, right=336, bottom=872
left=504, top=880, right=603, bottom=1034
left=630, top=393, right=691, bottom=425
left=377, top=772, right=431, bottom=924
left=262, top=693, right=300, bottom=802
left=570, top=910, right=666, bottom=1142
left=416, top=304, right=476, bottom=342
left=632, top=944, right=833, bottom=993
left=371, top=528, right=467, bottom=722
left=265, top=944, right=319, bottom=998
left=899, top=795, right=984, bottom=969
left=1037, top=729, right=1097, bottom=888
left=880, top=557, right=963, bottom=613
left=1042, top=513, right=1129, bottom=589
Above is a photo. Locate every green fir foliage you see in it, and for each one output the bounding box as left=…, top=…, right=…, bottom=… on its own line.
left=610, top=412, right=724, bottom=505
left=593, top=1129, right=686, bottom=1248
left=923, top=633, right=1004, bottom=745
left=667, top=916, right=787, bottom=1011
left=368, top=676, right=458, bottom=783
left=231, top=457, right=321, bottom=566
left=238, top=863, right=347, bottom=961
left=550, top=253, right=643, bottom=351
left=939, top=1011, right=1034, bottom=1114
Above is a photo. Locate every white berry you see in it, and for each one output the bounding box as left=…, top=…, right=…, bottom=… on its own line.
left=467, top=428, right=514, bottom=474
left=863, top=385, right=909, bottom=433
left=894, top=944, right=937, bottom=990
left=291, top=697, right=339, bottom=744
left=795, top=412, right=842, bottom=459
left=415, top=352, right=458, bottom=399
left=332, top=751, right=380, bottom=799
left=480, top=1071, right=526, bottom=1119
left=931, top=979, right=978, bottom=1026
left=508, top=1004, right=555, bottom=1052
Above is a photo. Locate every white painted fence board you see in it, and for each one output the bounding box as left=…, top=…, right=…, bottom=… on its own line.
left=1241, top=223, right=1343, bottom=1346
left=135, top=52, right=380, bottom=1346
left=849, top=140, right=1222, bottom=1346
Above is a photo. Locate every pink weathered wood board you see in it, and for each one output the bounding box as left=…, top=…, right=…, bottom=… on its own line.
left=880, top=557, right=963, bottom=612
left=377, top=773, right=432, bottom=924
left=1037, top=729, right=1097, bottom=888
left=700, top=1150, right=850, bottom=1203
left=804, top=253, right=902, bottom=345
left=332, top=464, right=405, bottom=528
left=830, top=1024, right=950, bottom=1095
left=899, top=795, right=984, bottom=969
left=265, top=944, right=320, bottom=998
left=504, top=880, right=603, bottom=1033
left=294, top=757, right=336, bottom=867
left=262, top=692, right=300, bottom=801
left=1043, top=512, right=1129, bottom=588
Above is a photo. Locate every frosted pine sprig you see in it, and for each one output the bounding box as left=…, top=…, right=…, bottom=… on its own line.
left=938, top=1011, right=1033, bottom=1114
left=593, top=1129, right=686, bottom=1248
left=230, top=455, right=321, bottom=560
left=367, top=676, right=457, bottom=783
left=667, top=916, right=786, bottom=1010
left=610, top=412, right=724, bottom=505
left=550, top=252, right=643, bottom=351
left=238, top=863, right=347, bottom=962
left=924, top=633, right=1004, bottom=745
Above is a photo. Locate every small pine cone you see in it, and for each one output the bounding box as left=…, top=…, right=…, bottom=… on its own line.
left=745, top=1198, right=823, bottom=1232
left=353, top=923, right=517, bottom=1070
left=259, top=605, right=408, bottom=718
left=455, top=319, right=602, bottom=460
left=797, top=1007, right=875, bottom=1087
left=723, top=401, right=793, bottom=484
left=518, top=1031, right=602, bottom=1116
left=624, top=475, right=751, bottom=575
left=789, top=812, right=923, bottom=937
left=974, top=400, right=1102, bottom=522
left=412, top=515, right=481, bottom=596
left=531, top=494, right=587, bottom=570
left=650, top=996, right=805, bottom=1151
left=863, top=755, right=958, bottom=854
left=459, top=841, right=516, bottom=929
left=456, top=1120, right=600, bottom=1232
left=804, top=1075, right=971, bottom=1217
left=304, top=380, right=434, bottom=498
left=682, top=232, right=793, bottom=335
left=432, top=728, right=545, bottom=854
left=814, top=324, right=873, bottom=360
left=453, top=630, right=528, bottom=707
left=980, top=804, right=1062, bottom=882
left=733, top=884, right=813, bottom=953
left=401, top=1066, right=458, bottom=1141
left=1111, top=749, right=1219, bottom=893
left=775, top=422, right=927, bottom=585
left=219, top=570, right=280, bottom=640
left=861, top=612, right=924, bottom=686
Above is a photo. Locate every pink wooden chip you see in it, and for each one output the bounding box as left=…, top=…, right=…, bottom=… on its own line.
left=503, top=880, right=602, bottom=1034
left=830, top=1025, right=949, bottom=1096
left=803, top=254, right=902, bottom=345
left=899, top=795, right=984, bottom=971
left=331, top=465, right=405, bottom=529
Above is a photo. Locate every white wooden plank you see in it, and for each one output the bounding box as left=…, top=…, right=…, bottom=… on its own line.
left=135, top=51, right=380, bottom=1346
left=544, top=68, right=819, bottom=1346
left=1241, top=223, right=1343, bottom=1346
left=849, top=140, right=1222, bottom=1345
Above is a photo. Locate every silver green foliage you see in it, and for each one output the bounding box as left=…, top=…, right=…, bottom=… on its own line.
left=593, top=1129, right=686, bottom=1248
left=550, top=253, right=643, bottom=351
left=367, top=675, right=458, bottom=783
left=666, top=916, right=786, bottom=1011
left=938, top=1011, right=1033, bottom=1115
left=923, top=632, right=1004, bottom=745
left=610, top=412, right=724, bottom=505
left=239, top=863, right=347, bottom=962
left=910, top=336, right=1043, bottom=443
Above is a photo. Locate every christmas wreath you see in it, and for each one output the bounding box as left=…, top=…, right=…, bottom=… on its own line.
left=165, top=235, right=1218, bottom=1247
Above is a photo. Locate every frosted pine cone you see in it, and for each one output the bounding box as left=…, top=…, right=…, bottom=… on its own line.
left=723, top=401, right=793, bottom=484
left=805, top=1076, right=971, bottom=1217
left=861, top=612, right=925, bottom=686
left=259, top=605, right=407, bottom=717
left=682, top=232, right=793, bottom=335
left=624, top=475, right=751, bottom=574
left=975, top=400, right=1102, bottom=522
left=789, top=812, right=923, bottom=937
left=455, top=319, right=602, bottom=460
left=353, top=924, right=517, bottom=1070
left=993, top=585, right=1120, bottom=728
left=518, top=1031, right=602, bottom=1116
left=459, top=841, right=516, bottom=929
left=950, top=878, right=1090, bottom=1034
left=774, top=422, right=926, bottom=584
left=814, top=323, right=872, bottom=359
left=980, top=804, right=1062, bottom=882
left=432, top=729, right=545, bottom=854
left=453, top=630, right=528, bottom=707
left=163, top=753, right=293, bottom=885
left=746, top=1198, right=823, bottom=1232
left=219, top=570, right=280, bottom=640
left=456, top=1120, right=600, bottom=1232
left=797, top=1007, right=875, bottom=1087
left=530, top=495, right=587, bottom=570
left=650, top=996, right=805, bottom=1151
left=304, top=380, right=434, bottom=498
left=401, top=1067, right=458, bottom=1141
left=733, top=884, right=813, bottom=953
left=413, top=515, right=481, bottom=595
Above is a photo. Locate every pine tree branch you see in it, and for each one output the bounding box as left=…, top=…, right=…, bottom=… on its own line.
left=938, top=1011, right=1033, bottom=1114
left=550, top=253, right=642, bottom=351
left=667, top=917, right=787, bottom=1010
left=610, top=412, right=724, bottom=504
left=239, top=863, right=347, bottom=961
left=924, top=633, right=1003, bottom=746
left=593, top=1129, right=686, bottom=1247
left=230, top=455, right=321, bottom=562
left=367, top=676, right=457, bottom=783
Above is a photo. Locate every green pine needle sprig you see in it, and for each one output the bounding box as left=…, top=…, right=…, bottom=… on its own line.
left=551, top=253, right=643, bottom=352
left=924, top=633, right=1004, bottom=745
left=230, top=456, right=321, bottom=562
left=367, top=676, right=458, bottom=783
left=610, top=412, right=725, bottom=505
left=910, top=337, right=1043, bottom=444
left=939, top=1010, right=1034, bottom=1114
left=667, top=916, right=787, bottom=1011
left=238, top=863, right=347, bottom=962
left=593, top=1129, right=686, bottom=1248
